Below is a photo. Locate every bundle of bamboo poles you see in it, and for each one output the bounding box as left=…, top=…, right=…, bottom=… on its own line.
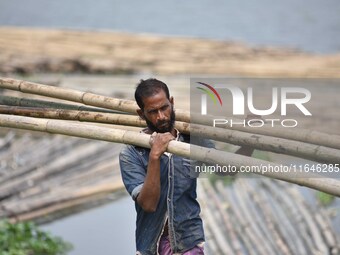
left=0, top=132, right=126, bottom=223
left=198, top=178, right=340, bottom=255
left=0, top=77, right=340, bottom=197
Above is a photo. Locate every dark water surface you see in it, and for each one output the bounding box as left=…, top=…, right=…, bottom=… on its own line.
left=41, top=196, right=136, bottom=255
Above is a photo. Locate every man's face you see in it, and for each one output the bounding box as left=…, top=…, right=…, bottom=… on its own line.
left=139, top=90, right=175, bottom=133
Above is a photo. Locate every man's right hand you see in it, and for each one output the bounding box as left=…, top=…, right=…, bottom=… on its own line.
left=149, top=132, right=175, bottom=159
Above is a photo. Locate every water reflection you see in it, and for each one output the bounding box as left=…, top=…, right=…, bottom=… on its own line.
left=41, top=195, right=135, bottom=255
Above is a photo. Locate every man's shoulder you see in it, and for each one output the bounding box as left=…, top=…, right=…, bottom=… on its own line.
left=120, top=143, right=149, bottom=158
left=120, top=143, right=132, bottom=154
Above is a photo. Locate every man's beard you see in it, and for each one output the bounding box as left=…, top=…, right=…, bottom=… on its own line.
left=145, top=108, right=176, bottom=133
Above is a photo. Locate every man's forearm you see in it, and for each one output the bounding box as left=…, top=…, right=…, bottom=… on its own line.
left=137, top=155, right=161, bottom=213
left=137, top=131, right=174, bottom=212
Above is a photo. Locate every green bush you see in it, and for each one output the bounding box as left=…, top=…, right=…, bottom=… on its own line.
left=316, top=191, right=335, bottom=206
left=0, top=220, right=73, bottom=255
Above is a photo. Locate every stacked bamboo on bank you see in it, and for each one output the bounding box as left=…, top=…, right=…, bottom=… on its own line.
left=0, top=78, right=340, bottom=197
left=0, top=132, right=125, bottom=223
left=198, top=178, right=340, bottom=255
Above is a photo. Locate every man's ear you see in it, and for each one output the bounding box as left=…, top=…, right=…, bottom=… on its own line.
left=170, top=96, right=174, bottom=105
left=137, top=109, right=145, bottom=120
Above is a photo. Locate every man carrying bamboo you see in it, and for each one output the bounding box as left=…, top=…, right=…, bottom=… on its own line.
left=119, top=78, right=253, bottom=255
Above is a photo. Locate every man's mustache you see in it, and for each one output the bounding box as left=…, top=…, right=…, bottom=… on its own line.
left=156, top=120, right=169, bottom=126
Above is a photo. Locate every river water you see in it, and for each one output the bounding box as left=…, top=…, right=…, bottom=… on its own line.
left=41, top=196, right=136, bottom=255
left=0, top=0, right=339, bottom=53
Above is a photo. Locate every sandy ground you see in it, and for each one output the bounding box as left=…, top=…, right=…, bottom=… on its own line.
left=0, top=27, right=340, bottom=78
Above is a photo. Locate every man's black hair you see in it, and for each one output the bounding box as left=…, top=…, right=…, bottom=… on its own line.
left=135, top=78, right=170, bottom=110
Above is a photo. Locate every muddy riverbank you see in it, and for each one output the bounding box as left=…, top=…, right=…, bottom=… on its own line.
left=1, top=27, right=340, bottom=78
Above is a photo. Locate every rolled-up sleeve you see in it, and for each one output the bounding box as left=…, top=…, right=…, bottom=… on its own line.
left=119, top=146, right=146, bottom=201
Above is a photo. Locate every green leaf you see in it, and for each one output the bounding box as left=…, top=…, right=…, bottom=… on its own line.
left=0, top=220, right=73, bottom=255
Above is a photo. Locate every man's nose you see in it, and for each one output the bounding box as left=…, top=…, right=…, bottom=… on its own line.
left=157, top=110, right=165, bottom=120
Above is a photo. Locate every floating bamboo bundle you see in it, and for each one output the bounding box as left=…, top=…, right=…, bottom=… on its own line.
left=198, top=178, right=340, bottom=255
left=0, top=133, right=125, bottom=223
left=1, top=78, right=340, bottom=150
left=0, top=114, right=340, bottom=197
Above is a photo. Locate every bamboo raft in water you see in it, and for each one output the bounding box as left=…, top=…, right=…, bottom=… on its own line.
left=198, top=178, right=340, bottom=255
left=0, top=131, right=126, bottom=223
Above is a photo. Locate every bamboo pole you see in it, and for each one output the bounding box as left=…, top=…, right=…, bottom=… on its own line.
left=234, top=180, right=282, bottom=254
left=247, top=181, right=292, bottom=255
left=1, top=105, right=339, bottom=164
left=286, top=187, right=329, bottom=254
left=191, top=123, right=340, bottom=164
left=190, top=113, right=340, bottom=151
left=8, top=180, right=124, bottom=223
left=0, top=77, right=166, bottom=117
left=0, top=134, right=37, bottom=164
left=0, top=132, right=125, bottom=221
left=235, top=180, right=279, bottom=254
left=214, top=182, right=249, bottom=255
left=0, top=141, right=107, bottom=201
left=267, top=180, right=315, bottom=253
left=0, top=114, right=339, bottom=196
left=2, top=143, right=118, bottom=200
left=317, top=209, right=340, bottom=254
left=0, top=94, right=127, bottom=114
left=0, top=105, right=147, bottom=129
left=199, top=179, right=235, bottom=254
left=0, top=131, right=15, bottom=150
left=1, top=164, right=122, bottom=217
left=0, top=136, right=85, bottom=184
left=1, top=77, right=340, bottom=150
left=314, top=208, right=338, bottom=249
left=260, top=179, right=310, bottom=255
left=223, top=184, right=261, bottom=255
